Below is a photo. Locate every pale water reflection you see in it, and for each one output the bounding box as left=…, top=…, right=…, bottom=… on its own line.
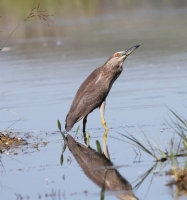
left=67, top=134, right=137, bottom=200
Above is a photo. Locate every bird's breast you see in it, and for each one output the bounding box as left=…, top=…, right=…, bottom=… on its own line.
left=101, top=69, right=122, bottom=92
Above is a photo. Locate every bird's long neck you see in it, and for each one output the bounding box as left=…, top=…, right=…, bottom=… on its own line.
left=101, top=64, right=123, bottom=91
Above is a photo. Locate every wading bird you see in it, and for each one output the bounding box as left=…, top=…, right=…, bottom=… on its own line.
left=65, top=45, right=140, bottom=142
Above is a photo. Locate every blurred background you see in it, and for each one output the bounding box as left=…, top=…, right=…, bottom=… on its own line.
left=1, top=0, right=187, bottom=55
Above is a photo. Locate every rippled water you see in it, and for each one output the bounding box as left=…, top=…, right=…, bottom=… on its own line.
left=0, top=1, right=187, bottom=200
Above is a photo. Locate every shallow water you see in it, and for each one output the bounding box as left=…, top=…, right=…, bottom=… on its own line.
left=0, top=1, right=187, bottom=200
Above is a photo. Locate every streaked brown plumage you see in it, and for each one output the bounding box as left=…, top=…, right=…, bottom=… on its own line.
left=65, top=45, right=140, bottom=140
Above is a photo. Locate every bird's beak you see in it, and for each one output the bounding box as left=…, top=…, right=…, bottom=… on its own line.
left=122, top=45, right=140, bottom=57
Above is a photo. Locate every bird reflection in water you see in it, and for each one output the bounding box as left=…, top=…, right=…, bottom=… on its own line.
left=66, top=134, right=138, bottom=200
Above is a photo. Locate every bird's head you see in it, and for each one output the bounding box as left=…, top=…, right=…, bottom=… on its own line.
left=105, top=45, right=140, bottom=71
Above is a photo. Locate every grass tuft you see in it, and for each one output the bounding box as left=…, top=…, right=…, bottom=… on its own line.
left=168, top=107, right=187, bottom=150
left=111, top=131, right=161, bottom=161
left=111, top=108, right=187, bottom=161
left=0, top=3, right=56, bottom=51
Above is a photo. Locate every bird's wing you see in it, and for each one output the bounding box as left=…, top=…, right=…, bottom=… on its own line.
left=82, top=83, right=108, bottom=109
left=68, top=67, right=104, bottom=113
left=72, top=81, right=108, bottom=121
left=65, top=67, right=108, bottom=131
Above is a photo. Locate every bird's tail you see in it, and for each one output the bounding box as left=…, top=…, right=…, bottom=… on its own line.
left=65, top=114, right=75, bottom=132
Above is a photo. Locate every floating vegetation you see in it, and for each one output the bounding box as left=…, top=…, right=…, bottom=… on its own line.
left=0, top=93, right=27, bottom=150
left=166, top=165, right=187, bottom=197
left=0, top=132, right=27, bottom=150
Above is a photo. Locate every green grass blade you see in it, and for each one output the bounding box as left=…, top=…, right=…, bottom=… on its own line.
left=141, top=130, right=156, bottom=156
left=183, top=141, right=187, bottom=150
left=169, top=108, right=187, bottom=127
left=60, top=154, right=64, bottom=166
left=116, top=133, right=158, bottom=159
left=3, top=118, right=23, bottom=132
left=75, top=126, right=80, bottom=135
left=96, top=140, right=102, bottom=154
left=57, top=120, right=67, bottom=141
left=57, top=120, right=61, bottom=131
left=85, top=132, right=90, bottom=146
left=74, top=126, right=80, bottom=139
left=0, top=24, right=21, bottom=51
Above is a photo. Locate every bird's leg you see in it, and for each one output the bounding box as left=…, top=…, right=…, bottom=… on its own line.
left=100, top=100, right=109, bottom=142
left=83, top=115, right=88, bottom=144
left=103, top=139, right=110, bottom=160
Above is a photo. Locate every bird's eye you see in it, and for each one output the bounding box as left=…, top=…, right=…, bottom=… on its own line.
left=115, top=53, right=120, bottom=57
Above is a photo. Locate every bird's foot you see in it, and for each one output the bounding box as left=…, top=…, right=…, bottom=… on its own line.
left=101, top=119, right=109, bottom=131
left=102, top=140, right=110, bottom=160
left=102, top=131, right=108, bottom=142
left=101, top=119, right=109, bottom=142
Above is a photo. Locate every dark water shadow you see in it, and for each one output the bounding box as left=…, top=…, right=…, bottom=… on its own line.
left=66, top=134, right=138, bottom=200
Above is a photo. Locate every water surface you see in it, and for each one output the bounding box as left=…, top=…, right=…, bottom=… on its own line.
left=0, top=1, right=187, bottom=200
